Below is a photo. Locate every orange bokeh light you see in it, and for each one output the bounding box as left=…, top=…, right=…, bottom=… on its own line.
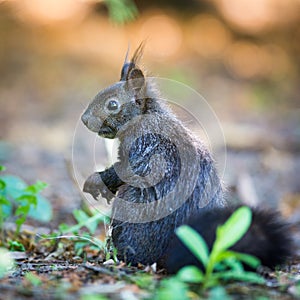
left=13, top=0, right=89, bottom=25
left=186, top=14, right=231, bottom=59
left=139, top=13, right=183, bottom=58
left=215, top=0, right=300, bottom=33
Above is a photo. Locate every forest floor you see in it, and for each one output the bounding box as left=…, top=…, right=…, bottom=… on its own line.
left=0, top=142, right=300, bottom=300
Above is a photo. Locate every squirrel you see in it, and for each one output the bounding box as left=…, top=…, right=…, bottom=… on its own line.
left=81, top=44, right=293, bottom=273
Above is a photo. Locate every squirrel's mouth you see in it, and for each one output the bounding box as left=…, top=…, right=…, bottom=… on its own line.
left=98, top=123, right=117, bottom=139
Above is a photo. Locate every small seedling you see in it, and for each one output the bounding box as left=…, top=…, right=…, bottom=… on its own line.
left=14, top=180, right=48, bottom=236
left=8, top=240, right=26, bottom=252
left=175, top=206, right=265, bottom=289
left=59, top=209, right=108, bottom=236
left=42, top=209, right=110, bottom=257
left=0, top=165, right=51, bottom=247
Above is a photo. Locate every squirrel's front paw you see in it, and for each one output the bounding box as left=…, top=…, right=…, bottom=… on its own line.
left=83, top=172, right=102, bottom=200
left=83, top=172, right=114, bottom=204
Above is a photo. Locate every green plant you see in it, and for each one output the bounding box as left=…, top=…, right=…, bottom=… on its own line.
left=8, top=240, right=26, bottom=252
left=0, top=165, right=51, bottom=246
left=105, top=0, right=138, bottom=24
left=14, top=180, right=48, bottom=235
left=154, top=276, right=190, bottom=300
left=56, top=209, right=109, bottom=256
left=175, top=206, right=265, bottom=290
left=59, top=209, right=108, bottom=236
left=0, top=166, right=9, bottom=240
left=81, top=294, right=108, bottom=300
left=93, top=0, right=138, bottom=24
left=155, top=282, right=231, bottom=300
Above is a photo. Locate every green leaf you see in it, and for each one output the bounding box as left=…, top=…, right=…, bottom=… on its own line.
left=81, top=294, right=108, bottom=300
left=16, top=194, right=37, bottom=206
left=218, top=257, right=244, bottom=273
left=215, top=270, right=265, bottom=284
left=15, top=205, right=30, bottom=216
left=208, top=286, right=231, bottom=300
left=0, top=195, right=9, bottom=206
left=74, top=241, right=89, bottom=252
left=8, top=240, right=25, bottom=252
left=60, top=211, right=104, bottom=235
left=59, top=223, right=72, bottom=232
left=0, top=179, right=6, bottom=190
left=28, top=195, right=52, bottom=222
left=214, top=206, right=252, bottom=252
left=177, top=265, right=204, bottom=283
left=176, top=225, right=209, bottom=267
left=0, top=177, right=50, bottom=222
left=73, top=209, right=98, bottom=234
left=156, top=277, right=189, bottom=300
left=0, top=195, right=12, bottom=217
left=15, top=215, right=26, bottom=231
left=25, top=181, right=47, bottom=194
left=105, top=0, right=138, bottom=24
left=0, top=175, right=27, bottom=199
left=131, top=274, right=154, bottom=289
left=0, top=166, right=6, bottom=172
left=201, top=275, right=220, bottom=289
left=73, top=209, right=89, bottom=223
left=223, top=251, right=261, bottom=269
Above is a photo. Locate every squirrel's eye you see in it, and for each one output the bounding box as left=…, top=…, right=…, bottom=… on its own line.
left=106, top=99, right=120, bottom=112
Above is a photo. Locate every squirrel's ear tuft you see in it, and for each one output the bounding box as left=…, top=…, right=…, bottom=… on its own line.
left=122, top=42, right=146, bottom=94
left=120, top=62, right=134, bottom=81
left=120, top=42, right=145, bottom=82
left=131, top=42, right=145, bottom=66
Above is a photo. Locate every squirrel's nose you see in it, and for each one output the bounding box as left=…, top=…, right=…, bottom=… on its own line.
left=81, top=113, right=101, bottom=133
left=81, top=113, right=89, bottom=127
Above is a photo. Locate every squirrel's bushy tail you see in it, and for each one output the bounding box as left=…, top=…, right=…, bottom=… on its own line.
left=164, top=206, right=294, bottom=274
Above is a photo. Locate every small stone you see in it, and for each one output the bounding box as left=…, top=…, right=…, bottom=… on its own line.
left=103, top=259, right=115, bottom=266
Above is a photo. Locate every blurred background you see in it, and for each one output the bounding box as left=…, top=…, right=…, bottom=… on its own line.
left=0, top=0, right=299, bottom=223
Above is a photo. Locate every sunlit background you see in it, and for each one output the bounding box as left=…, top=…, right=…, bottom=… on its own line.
left=0, top=0, right=299, bottom=219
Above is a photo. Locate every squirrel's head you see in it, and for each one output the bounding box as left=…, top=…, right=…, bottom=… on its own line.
left=81, top=44, right=149, bottom=139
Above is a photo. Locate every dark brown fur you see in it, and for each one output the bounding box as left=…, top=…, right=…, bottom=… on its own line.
left=82, top=45, right=294, bottom=272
